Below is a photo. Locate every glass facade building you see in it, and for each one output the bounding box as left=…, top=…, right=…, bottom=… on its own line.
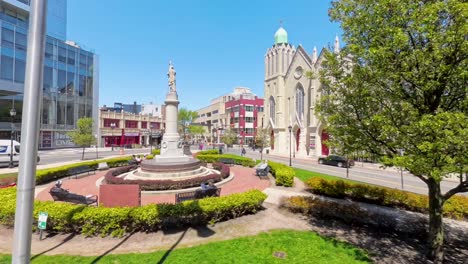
left=0, top=0, right=99, bottom=149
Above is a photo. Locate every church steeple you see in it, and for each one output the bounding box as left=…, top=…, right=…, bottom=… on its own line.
left=312, top=46, right=318, bottom=64
left=333, top=35, right=340, bottom=53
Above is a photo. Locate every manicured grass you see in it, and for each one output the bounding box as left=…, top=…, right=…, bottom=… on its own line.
left=0, top=230, right=371, bottom=263
left=293, top=168, right=363, bottom=184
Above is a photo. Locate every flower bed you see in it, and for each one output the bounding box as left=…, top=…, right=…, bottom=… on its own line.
left=306, top=178, right=468, bottom=220
left=104, top=163, right=230, bottom=191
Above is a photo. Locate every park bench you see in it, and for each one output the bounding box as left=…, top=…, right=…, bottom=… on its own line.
left=67, top=165, right=96, bottom=179
left=255, top=163, right=270, bottom=179
left=175, top=188, right=222, bottom=204
left=49, top=186, right=98, bottom=205
left=218, top=158, right=235, bottom=166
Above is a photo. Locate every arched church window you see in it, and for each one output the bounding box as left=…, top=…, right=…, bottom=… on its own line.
left=296, top=85, right=305, bottom=121
left=269, top=96, right=276, bottom=124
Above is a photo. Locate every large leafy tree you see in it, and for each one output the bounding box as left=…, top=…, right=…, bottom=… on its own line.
left=188, top=125, right=205, bottom=142
left=178, top=108, right=198, bottom=141
left=68, top=117, right=96, bottom=160
left=319, top=1, right=467, bottom=262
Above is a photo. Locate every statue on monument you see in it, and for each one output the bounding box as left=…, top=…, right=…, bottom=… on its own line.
left=168, top=61, right=176, bottom=92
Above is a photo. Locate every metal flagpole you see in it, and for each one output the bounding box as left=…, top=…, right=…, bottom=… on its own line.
left=12, top=0, right=48, bottom=263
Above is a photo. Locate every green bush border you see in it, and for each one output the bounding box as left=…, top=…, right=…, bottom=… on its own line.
left=0, top=156, right=133, bottom=186
left=0, top=188, right=267, bottom=237
left=306, top=178, right=468, bottom=220
left=196, top=154, right=255, bottom=167
left=268, top=161, right=294, bottom=187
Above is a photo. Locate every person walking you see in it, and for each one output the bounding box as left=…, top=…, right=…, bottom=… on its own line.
left=241, top=147, right=246, bottom=157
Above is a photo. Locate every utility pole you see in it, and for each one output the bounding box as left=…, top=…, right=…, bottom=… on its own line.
left=12, top=1, right=48, bottom=263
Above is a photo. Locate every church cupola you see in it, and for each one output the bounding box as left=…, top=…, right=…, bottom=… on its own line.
left=274, top=27, right=288, bottom=45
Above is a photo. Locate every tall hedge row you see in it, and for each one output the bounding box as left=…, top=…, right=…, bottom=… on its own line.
left=306, top=178, right=468, bottom=220
left=0, top=187, right=267, bottom=237
left=268, top=161, right=295, bottom=187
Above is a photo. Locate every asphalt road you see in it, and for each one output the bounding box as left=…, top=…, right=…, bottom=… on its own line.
left=3, top=145, right=464, bottom=197
left=226, top=147, right=465, bottom=196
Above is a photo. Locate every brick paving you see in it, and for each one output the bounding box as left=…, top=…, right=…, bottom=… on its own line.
left=35, top=165, right=271, bottom=205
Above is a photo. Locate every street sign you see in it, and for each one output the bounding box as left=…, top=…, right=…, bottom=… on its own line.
left=38, top=212, right=48, bottom=230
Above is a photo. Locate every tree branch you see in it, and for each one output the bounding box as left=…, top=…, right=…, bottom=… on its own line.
left=443, top=180, right=468, bottom=201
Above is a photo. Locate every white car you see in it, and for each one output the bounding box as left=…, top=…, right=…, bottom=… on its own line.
left=0, top=139, right=40, bottom=167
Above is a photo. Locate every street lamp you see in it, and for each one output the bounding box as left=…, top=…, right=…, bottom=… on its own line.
left=9, top=107, right=16, bottom=168
left=149, top=124, right=154, bottom=154
left=288, top=125, right=292, bottom=167
left=110, top=122, right=116, bottom=151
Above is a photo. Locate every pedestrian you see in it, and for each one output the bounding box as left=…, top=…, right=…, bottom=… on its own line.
left=241, top=147, right=246, bottom=156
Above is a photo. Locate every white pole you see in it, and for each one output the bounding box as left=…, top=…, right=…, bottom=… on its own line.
left=12, top=1, right=48, bottom=263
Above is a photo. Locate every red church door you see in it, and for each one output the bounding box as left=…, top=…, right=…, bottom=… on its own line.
left=321, top=130, right=329, bottom=156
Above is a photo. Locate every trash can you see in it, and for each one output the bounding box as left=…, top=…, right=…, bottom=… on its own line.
left=266, top=149, right=269, bottom=154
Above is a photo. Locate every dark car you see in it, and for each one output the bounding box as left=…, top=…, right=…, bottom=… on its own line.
left=318, top=155, right=354, bottom=168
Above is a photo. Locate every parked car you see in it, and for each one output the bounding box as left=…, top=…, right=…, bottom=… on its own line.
left=318, top=155, right=354, bottom=168
left=0, top=140, right=40, bottom=167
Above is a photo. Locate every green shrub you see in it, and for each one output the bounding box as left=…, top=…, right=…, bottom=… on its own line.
left=0, top=157, right=133, bottom=186
left=305, top=178, right=468, bottom=220
left=196, top=154, right=255, bottom=167
left=197, top=149, right=219, bottom=155
left=268, top=161, right=295, bottom=187
left=146, top=154, right=154, bottom=160
left=151, top=149, right=160, bottom=155
left=0, top=188, right=266, bottom=237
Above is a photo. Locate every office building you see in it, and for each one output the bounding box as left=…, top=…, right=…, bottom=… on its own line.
left=0, top=0, right=99, bottom=149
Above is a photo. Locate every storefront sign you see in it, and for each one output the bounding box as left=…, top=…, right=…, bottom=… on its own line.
left=54, top=132, right=74, bottom=147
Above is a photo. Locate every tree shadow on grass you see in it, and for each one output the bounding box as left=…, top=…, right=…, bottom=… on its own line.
left=157, top=228, right=188, bottom=264
left=90, top=231, right=136, bottom=264
left=30, top=233, right=76, bottom=261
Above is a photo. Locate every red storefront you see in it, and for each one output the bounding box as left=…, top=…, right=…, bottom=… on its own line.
left=225, top=95, right=264, bottom=146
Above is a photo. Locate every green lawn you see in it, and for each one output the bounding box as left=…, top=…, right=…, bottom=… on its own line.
left=0, top=230, right=371, bottom=264
left=293, top=168, right=363, bottom=184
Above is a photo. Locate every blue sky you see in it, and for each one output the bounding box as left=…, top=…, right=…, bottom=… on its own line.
left=67, top=0, right=341, bottom=110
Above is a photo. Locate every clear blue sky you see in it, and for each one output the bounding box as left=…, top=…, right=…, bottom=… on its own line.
left=67, top=0, right=341, bottom=110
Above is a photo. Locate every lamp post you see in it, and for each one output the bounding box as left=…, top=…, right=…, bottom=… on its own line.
left=110, top=122, right=116, bottom=151
left=95, top=134, right=98, bottom=159
left=288, top=125, right=292, bottom=167
left=149, top=124, right=154, bottom=154
left=9, top=107, right=16, bottom=168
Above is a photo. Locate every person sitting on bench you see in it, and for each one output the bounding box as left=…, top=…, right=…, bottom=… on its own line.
left=201, top=180, right=217, bottom=191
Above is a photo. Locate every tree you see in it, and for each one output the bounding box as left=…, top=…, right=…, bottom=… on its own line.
left=221, top=129, right=237, bottom=149
left=68, top=117, right=96, bottom=160
left=178, top=108, right=198, bottom=141
left=255, top=128, right=270, bottom=160
left=188, top=125, right=205, bottom=142
left=319, top=1, right=467, bottom=262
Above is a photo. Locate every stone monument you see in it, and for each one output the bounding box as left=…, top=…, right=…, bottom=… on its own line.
left=139, top=61, right=201, bottom=173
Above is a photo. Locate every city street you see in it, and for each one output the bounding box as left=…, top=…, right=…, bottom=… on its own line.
left=225, top=146, right=465, bottom=197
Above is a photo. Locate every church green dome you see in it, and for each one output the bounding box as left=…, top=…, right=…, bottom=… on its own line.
left=274, top=27, right=288, bottom=44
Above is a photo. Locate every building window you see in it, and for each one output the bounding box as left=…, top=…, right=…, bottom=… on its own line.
left=296, top=85, right=305, bottom=120
left=103, top=119, right=119, bottom=128
left=269, top=96, right=275, bottom=124
left=141, top=121, right=147, bottom=129
left=245, top=117, right=254, bottom=123
left=245, top=105, right=254, bottom=112
left=0, top=55, right=13, bottom=80
left=125, top=120, right=138, bottom=128
left=150, top=122, right=160, bottom=129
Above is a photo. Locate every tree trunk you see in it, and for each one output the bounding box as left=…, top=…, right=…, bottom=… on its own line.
left=427, top=178, right=445, bottom=263
left=82, top=147, right=85, bottom=160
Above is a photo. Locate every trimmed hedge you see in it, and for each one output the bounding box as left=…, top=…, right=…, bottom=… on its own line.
left=151, top=149, right=161, bottom=156
left=196, top=149, right=219, bottom=155
left=196, top=154, right=255, bottom=167
left=0, top=156, right=133, bottom=186
left=306, top=178, right=468, bottom=220
left=268, top=161, right=295, bottom=187
left=0, top=187, right=267, bottom=237
left=105, top=163, right=230, bottom=191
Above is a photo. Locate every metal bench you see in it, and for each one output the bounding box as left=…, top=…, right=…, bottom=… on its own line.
left=49, top=187, right=98, bottom=205
left=67, top=165, right=96, bottom=179
left=175, top=188, right=221, bottom=203
left=218, top=158, right=235, bottom=166
left=256, top=163, right=270, bottom=179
